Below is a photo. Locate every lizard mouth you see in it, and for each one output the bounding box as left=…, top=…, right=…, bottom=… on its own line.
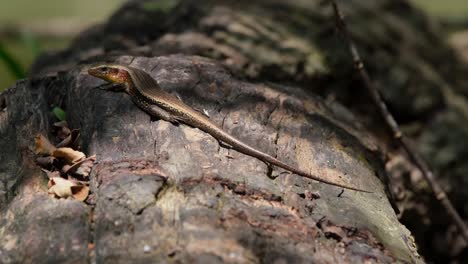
left=88, top=65, right=131, bottom=85
left=88, top=67, right=107, bottom=79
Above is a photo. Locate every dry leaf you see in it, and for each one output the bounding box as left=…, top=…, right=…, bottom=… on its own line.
left=71, top=185, right=90, bottom=202
left=41, top=169, right=60, bottom=179
left=53, top=121, right=68, bottom=128
left=56, top=129, right=80, bottom=148
left=48, top=177, right=75, bottom=198
left=67, top=175, right=90, bottom=185
left=63, top=155, right=96, bottom=178
left=62, top=164, right=72, bottom=173
left=48, top=177, right=89, bottom=201
left=53, top=147, right=85, bottom=163
left=36, top=156, right=57, bottom=168
left=35, top=134, right=57, bottom=155
left=53, top=121, right=71, bottom=140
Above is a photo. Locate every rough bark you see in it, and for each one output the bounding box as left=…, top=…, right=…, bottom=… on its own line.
left=2, top=0, right=467, bottom=263
left=0, top=52, right=420, bottom=263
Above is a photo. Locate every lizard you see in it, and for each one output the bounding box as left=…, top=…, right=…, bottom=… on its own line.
left=88, top=64, right=370, bottom=192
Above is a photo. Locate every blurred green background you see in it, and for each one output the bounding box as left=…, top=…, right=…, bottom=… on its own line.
left=411, top=0, right=468, bottom=21
left=0, top=0, right=467, bottom=91
left=0, top=0, right=125, bottom=90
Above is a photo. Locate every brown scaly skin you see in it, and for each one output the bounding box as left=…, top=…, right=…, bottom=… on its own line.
left=88, top=64, right=371, bottom=192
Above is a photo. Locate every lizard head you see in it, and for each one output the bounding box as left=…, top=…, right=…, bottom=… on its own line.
left=88, top=64, right=132, bottom=92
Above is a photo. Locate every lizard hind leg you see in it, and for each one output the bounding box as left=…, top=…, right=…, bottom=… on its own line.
left=171, top=91, right=210, bottom=118
left=141, top=103, right=180, bottom=125
left=95, top=83, right=124, bottom=92
left=149, top=115, right=180, bottom=126
left=217, top=140, right=233, bottom=149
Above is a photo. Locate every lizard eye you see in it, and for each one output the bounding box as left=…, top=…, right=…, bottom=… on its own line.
left=100, top=67, right=109, bottom=73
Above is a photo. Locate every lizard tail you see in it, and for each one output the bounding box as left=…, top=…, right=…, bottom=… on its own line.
left=208, top=127, right=371, bottom=193
left=258, top=152, right=370, bottom=193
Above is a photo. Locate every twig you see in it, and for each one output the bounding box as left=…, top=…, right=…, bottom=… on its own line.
left=329, top=0, right=468, bottom=244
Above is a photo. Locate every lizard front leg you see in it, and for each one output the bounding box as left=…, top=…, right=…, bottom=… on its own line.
left=94, top=83, right=125, bottom=92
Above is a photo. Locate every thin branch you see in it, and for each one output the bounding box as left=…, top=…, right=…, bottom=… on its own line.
left=329, top=0, right=468, bottom=244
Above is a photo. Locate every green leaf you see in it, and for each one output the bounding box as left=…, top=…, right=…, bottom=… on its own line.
left=52, top=107, right=66, bottom=121
left=0, top=42, right=25, bottom=79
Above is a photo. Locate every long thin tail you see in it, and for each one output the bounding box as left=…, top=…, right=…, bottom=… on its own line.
left=168, top=96, right=370, bottom=192
left=203, top=123, right=371, bottom=193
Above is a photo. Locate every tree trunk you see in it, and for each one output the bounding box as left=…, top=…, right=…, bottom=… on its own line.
left=5, top=0, right=468, bottom=263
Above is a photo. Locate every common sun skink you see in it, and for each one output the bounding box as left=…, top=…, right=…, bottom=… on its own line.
left=88, top=64, right=369, bottom=192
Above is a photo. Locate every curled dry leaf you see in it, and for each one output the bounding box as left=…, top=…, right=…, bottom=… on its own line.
left=53, top=147, right=85, bottom=164
left=67, top=175, right=90, bottom=185
left=48, top=177, right=89, bottom=201
left=48, top=177, right=75, bottom=198
left=56, top=129, right=80, bottom=148
left=71, top=185, right=90, bottom=202
left=53, top=121, right=71, bottom=140
left=36, top=156, right=57, bottom=168
left=41, top=169, right=60, bottom=179
left=62, top=164, right=72, bottom=174
left=35, top=134, right=57, bottom=155
left=63, top=155, right=96, bottom=178
left=53, top=121, right=68, bottom=128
